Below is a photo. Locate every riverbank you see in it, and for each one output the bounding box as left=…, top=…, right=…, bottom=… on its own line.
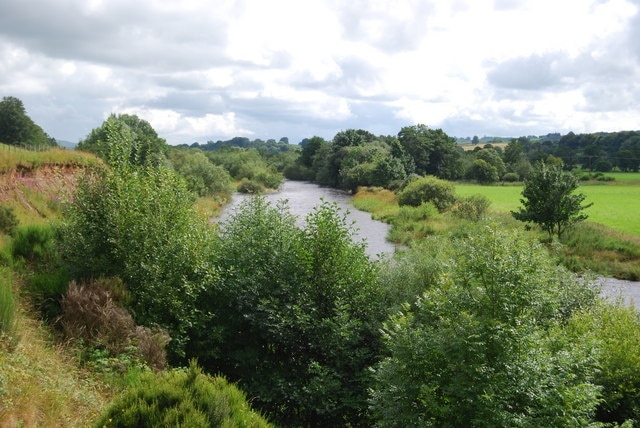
left=351, top=186, right=640, bottom=281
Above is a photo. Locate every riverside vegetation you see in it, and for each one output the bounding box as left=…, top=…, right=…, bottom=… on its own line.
left=1, top=101, right=640, bottom=425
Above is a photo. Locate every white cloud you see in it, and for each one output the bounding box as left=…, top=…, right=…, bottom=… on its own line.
left=0, top=0, right=638, bottom=144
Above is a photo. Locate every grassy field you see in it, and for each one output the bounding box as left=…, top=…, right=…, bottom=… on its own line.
left=456, top=178, right=640, bottom=237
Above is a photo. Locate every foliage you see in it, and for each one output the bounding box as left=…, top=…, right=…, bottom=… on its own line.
left=168, top=148, right=233, bottom=200
left=0, top=206, right=18, bottom=237
left=59, top=278, right=170, bottom=371
left=567, top=303, right=640, bottom=425
left=397, top=124, right=463, bottom=179
left=206, top=147, right=284, bottom=190
left=0, top=96, right=56, bottom=148
left=467, top=158, right=499, bottom=183
left=236, top=178, right=265, bottom=194
left=59, top=165, right=215, bottom=361
left=339, top=142, right=407, bottom=192
left=502, top=171, right=519, bottom=182
left=11, top=224, right=57, bottom=267
left=77, top=114, right=168, bottom=168
left=452, top=194, right=491, bottom=221
left=512, top=162, right=593, bottom=239
left=397, top=175, right=456, bottom=212
left=199, top=198, right=385, bottom=426
left=94, top=361, right=272, bottom=427
left=370, top=227, right=601, bottom=427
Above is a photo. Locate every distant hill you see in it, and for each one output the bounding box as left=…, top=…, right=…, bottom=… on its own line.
left=56, top=139, right=77, bottom=149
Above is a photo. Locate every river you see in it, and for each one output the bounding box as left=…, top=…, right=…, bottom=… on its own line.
left=217, top=180, right=396, bottom=258
left=219, top=180, right=640, bottom=307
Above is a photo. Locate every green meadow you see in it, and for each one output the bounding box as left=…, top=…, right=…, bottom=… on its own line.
left=455, top=176, right=640, bottom=237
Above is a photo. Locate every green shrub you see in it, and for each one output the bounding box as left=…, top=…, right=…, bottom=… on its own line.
left=0, top=205, right=18, bottom=236
left=0, top=268, right=18, bottom=350
left=27, top=267, right=71, bottom=320
left=452, top=194, right=491, bottom=221
left=253, top=169, right=284, bottom=189
left=567, top=303, right=640, bottom=425
left=396, top=202, right=438, bottom=223
left=94, top=361, right=272, bottom=428
left=236, top=178, right=265, bottom=194
left=503, top=172, right=520, bottom=182
left=371, top=227, right=601, bottom=426
left=397, top=175, right=456, bottom=212
left=11, top=224, right=57, bottom=265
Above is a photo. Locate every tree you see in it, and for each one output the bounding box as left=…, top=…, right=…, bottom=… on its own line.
left=370, top=227, right=601, bottom=426
left=168, top=148, right=233, bottom=200
left=512, top=162, right=592, bottom=239
left=77, top=114, right=168, bottom=168
left=0, top=96, right=56, bottom=147
left=59, top=165, right=215, bottom=361
left=397, top=175, right=456, bottom=212
left=466, top=158, right=499, bottom=183
left=397, top=125, right=462, bottom=179
left=198, top=198, right=385, bottom=426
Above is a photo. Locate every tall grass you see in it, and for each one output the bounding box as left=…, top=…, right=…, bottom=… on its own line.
left=0, top=144, right=99, bottom=173
left=558, top=222, right=640, bottom=280
left=0, top=268, right=18, bottom=349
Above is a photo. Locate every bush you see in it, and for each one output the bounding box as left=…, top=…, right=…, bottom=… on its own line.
left=567, top=303, right=640, bottom=425
left=236, top=178, right=265, bottom=194
left=94, top=361, right=271, bottom=428
left=0, top=205, right=18, bottom=236
left=11, top=224, right=57, bottom=265
left=59, top=166, right=215, bottom=361
left=452, top=194, right=491, bottom=221
left=203, top=198, right=385, bottom=426
left=371, top=227, right=601, bottom=426
left=503, top=172, right=520, bottom=182
left=395, top=202, right=438, bottom=223
left=397, top=175, right=456, bottom=212
left=59, top=278, right=170, bottom=371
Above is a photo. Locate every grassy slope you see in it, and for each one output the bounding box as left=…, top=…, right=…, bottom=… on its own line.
left=0, top=145, right=112, bottom=427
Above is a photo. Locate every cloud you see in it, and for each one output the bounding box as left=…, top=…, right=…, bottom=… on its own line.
left=0, top=0, right=639, bottom=145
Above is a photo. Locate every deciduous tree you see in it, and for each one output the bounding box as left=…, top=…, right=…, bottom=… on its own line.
left=512, top=162, right=592, bottom=239
left=370, top=227, right=600, bottom=426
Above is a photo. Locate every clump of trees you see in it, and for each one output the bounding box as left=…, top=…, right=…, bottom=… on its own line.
left=197, top=198, right=387, bottom=425
left=0, top=96, right=57, bottom=148
left=370, top=227, right=601, bottom=426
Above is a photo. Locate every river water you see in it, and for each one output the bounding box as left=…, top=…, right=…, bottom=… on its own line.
left=217, top=180, right=396, bottom=259
left=219, top=180, right=640, bottom=307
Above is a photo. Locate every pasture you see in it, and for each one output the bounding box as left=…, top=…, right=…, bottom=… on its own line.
left=455, top=177, right=640, bottom=237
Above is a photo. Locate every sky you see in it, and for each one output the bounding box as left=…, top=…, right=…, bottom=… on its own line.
left=1, top=0, right=639, bottom=146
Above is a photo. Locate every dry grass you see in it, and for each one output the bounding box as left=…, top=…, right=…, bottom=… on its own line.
left=59, top=279, right=170, bottom=371
left=0, top=145, right=99, bottom=173
left=0, top=303, right=110, bottom=427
